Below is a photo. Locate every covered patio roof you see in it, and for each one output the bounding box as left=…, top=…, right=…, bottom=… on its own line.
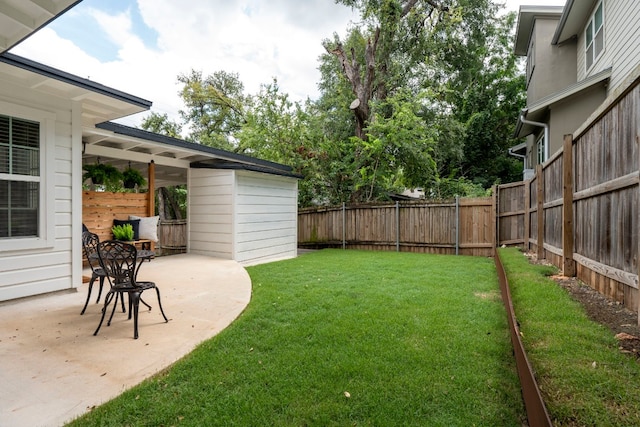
left=84, top=122, right=301, bottom=188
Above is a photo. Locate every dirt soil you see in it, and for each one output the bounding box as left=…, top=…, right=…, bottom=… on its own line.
left=524, top=252, right=640, bottom=359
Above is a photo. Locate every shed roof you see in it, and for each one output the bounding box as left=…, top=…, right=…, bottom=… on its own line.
left=93, top=121, right=302, bottom=181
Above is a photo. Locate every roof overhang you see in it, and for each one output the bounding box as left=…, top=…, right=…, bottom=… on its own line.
left=514, top=5, right=564, bottom=56
left=0, top=0, right=81, bottom=53
left=0, top=52, right=151, bottom=125
left=552, top=0, right=598, bottom=45
left=514, top=67, right=611, bottom=138
left=83, top=122, right=301, bottom=188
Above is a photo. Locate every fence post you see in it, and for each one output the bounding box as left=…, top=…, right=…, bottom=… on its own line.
left=493, top=186, right=498, bottom=255
left=524, top=180, right=530, bottom=251
left=537, top=164, right=545, bottom=260
left=455, top=196, right=460, bottom=255
left=562, top=134, right=575, bottom=276
left=396, top=201, right=400, bottom=252
left=342, top=202, right=346, bottom=250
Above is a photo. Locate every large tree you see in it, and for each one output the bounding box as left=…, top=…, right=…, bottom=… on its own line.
left=178, top=69, right=248, bottom=150
left=323, top=0, right=452, bottom=139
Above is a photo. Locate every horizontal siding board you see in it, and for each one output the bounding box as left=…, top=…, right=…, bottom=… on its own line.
left=234, top=171, right=298, bottom=264
left=0, top=96, right=75, bottom=301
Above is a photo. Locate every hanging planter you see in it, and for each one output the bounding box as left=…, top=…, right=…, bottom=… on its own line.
left=122, top=166, right=147, bottom=189
left=82, top=162, right=123, bottom=187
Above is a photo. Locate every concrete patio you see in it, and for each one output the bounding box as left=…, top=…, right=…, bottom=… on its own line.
left=0, top=254, right=252, bottom=427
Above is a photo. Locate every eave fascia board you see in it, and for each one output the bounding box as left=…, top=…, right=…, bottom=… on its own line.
left=0, top=52, right=151, bottom=109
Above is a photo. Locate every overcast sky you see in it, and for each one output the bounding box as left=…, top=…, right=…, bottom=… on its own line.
left=11, top=0, right=566, bottom=128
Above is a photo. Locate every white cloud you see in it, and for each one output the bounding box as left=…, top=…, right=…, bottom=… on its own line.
left=11, top=0, right=357, bottom=128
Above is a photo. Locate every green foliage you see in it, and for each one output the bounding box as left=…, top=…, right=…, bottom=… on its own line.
left=145, top=0, right=527, bottom=207
left=178, top=69, right=247, bottom=149
left=140, top=112, right=182, bottom=138
left=428, top=175, right=492, bottom=199
left=111, top=223, right=134, bottom=241
left=82, top=162, right=123, bottom=190
left=121, top=167, right=146, bottom=189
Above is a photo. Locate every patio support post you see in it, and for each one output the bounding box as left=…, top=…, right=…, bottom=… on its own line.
left=562, top=134, right=575, bottom=277
left=147, top=160, right=155, bottom=217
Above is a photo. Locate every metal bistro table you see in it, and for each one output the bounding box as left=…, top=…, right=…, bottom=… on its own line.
left=135, top=249, right=155, bottom=280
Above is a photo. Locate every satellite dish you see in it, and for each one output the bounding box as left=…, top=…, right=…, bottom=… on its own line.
left=349, top=98, right=360, bottom=109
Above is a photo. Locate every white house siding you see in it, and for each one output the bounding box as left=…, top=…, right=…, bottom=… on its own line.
left=188, top=168, right=235, bottom=259
left=578, top=0, right=640, bottom=94
left=0, top=90, right=74, bottom=301
left=234, top=171, right=298, bottom=266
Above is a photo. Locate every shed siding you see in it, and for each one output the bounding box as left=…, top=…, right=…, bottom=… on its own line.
left=578, top=0, right=640, bottom=94
left=234, top=171, right=298, bottom=265
left=0, top=92, right=74, bottom=301
left=188, top=168, right=235, bottom=259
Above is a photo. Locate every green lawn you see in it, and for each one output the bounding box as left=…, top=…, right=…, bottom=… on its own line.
left=67, top=249, right=524, bottom=426
left=499, top=247, right=640, bottom=426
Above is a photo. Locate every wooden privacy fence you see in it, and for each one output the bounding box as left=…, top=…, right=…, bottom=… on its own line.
left=298, top=198, right=496, bottom=257
left=497, top=68, right=640, bottom=315
left=82, top=191, right=187, bottom=254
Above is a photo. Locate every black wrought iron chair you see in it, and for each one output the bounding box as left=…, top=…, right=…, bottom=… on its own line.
left=81, top=231, right=108, bottom=315
left=94, top=240, right=168, bottom=339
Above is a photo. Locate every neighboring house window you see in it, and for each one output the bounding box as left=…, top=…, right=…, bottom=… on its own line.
left=526, top=40, right=535, bottom=87
left=585, top=1, right=604, bottom=71
left=536, top=133, right=546, bottom=165
left=0, top=115, right=40, bottom=238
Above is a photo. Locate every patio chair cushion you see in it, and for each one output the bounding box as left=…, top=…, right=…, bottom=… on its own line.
left=129, top=215, right=160, bottom=242
left=113, top=219, right=140, bottom=241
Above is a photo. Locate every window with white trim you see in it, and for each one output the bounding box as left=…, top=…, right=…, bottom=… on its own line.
left=0, top=101, right=55, bottom=252
left=536, top=133, right=546, bottom=165
left=0, top=115, right=40, bottom=238
left=585, top=1, right=604, bottom=71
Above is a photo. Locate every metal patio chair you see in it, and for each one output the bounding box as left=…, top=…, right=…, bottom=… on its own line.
left=94, top=240, right=168, bottom=339
left=81, top=231, right=108, bottom=314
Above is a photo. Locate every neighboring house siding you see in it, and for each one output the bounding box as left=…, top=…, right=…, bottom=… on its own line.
left=528, top=18, right=576, bottom=103
left=188, top=168, right=234, bottom=259
left=548, top=85, right=607, bottom=155
left=578, top=0, right=640, bottom=93
left=0, top=92, right=73, bottom=301
left=234, top=171, right=298, bottom=265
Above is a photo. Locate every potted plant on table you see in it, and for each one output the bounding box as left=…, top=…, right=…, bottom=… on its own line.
left=112, top=223, right=135, bottom=241
left=122, top=166, right=147, bottom=190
